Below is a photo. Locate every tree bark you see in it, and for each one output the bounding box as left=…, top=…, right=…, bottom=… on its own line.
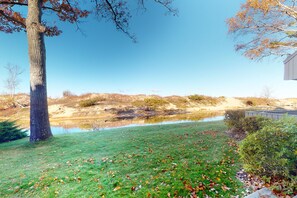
left=26, top=0, right=52, bottom=142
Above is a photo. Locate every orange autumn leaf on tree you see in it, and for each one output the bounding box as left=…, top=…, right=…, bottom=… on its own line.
left=227, top=0, right=297, bottom=60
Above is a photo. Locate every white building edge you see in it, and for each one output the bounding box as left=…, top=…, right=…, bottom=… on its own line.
left=284, top=51, right=297, bottom=80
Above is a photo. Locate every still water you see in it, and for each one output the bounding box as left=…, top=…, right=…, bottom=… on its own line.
left=28, top=115, right=224, bottom=135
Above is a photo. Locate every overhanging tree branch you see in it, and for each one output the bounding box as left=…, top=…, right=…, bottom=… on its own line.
left=0, top=10, right=26, bottom=28
left=227, top=0, right=297, bottom=59
left=0, top=1, right=60, bottom=12
left=104, top=0, right=136, bottom=41
left=153, top=0, right=178, bottom=15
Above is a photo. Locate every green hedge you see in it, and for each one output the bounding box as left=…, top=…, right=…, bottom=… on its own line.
left=239, top=117, right=297, bottom=179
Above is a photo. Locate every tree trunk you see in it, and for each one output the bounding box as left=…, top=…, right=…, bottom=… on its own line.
left=26, top=0, right=52, bottom=142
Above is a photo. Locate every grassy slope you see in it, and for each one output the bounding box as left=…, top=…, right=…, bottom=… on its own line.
left=0, top=121, right=244, bottom=197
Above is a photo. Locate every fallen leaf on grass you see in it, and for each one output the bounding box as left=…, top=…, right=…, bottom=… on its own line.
left=66, top=161, right=72, bottom=166
left=113, top=186, right=121, bottom=191
left=131, top=184, right=143, bottom=192
left=14, top=186, right=20, bottom=193
left=87, top=158, right=95, bottom=164
left=184, top=184, right=195, bottom=192
left=221, top=185, right=231, bottom=191
left=196, top=182, right=205, bottom=191
left=208, top=180, right=216, bottom=188
left=190, top=192, right=198, bottom=198
left=20, top=173, right=26, bottom=178
left=148, top=148, right=153, bottom=153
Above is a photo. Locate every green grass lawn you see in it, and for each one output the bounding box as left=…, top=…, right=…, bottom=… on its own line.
left=0, top=121, right=244, bottom=197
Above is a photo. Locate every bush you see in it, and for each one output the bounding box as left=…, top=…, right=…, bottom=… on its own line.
left=239, top=116, right=297, bottom=179
left=165, top=96, right=189, bottom=108
left=0, top=120, right=27, bottom=143
left=132, top=98, right=168, bottom=110
left=242, top=116, right=271, bottom=134
left=224, top=110, right=245, bottom=132
left=245, top=100, right=254, bottom=106
left=224, top=111, right=273, bottom=140
left=188, top=95, right=221, bottom=105
left=79, top=98, right=99, bottom=107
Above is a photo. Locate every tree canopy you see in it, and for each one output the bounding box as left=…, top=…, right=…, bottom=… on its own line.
left=227, top=0, right=297, bottom=60
left=0, top=0, right=176, bottom=40
left=0, top=0, right=176, bottom=142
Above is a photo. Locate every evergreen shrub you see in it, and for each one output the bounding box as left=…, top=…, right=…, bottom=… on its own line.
left=0, top=120, right=27, bottom=143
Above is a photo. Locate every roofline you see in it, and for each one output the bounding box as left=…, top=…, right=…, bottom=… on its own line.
left=284, top=50, right=297, bottom=64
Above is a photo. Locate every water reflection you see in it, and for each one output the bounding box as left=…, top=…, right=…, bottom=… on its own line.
left=27, top=112, right=225, bottom=135
left=49, top=113, right=224, bottom=135
left=49, top=127, right=90, bottom=135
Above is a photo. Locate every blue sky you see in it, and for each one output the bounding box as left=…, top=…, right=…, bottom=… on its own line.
left=0, top=0, right=297, bottom=98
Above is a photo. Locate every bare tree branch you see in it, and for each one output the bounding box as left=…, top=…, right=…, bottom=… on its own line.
left=4, top=63, right=24, bottom=98
left=104, top=0, right=136, bottom=41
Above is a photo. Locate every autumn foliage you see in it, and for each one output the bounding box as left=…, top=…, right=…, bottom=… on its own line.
left=0, top=0, right=89, bottom=36
left=0, top=0, right=176, bottom=39
left=227, top=0, right=297, bottom=59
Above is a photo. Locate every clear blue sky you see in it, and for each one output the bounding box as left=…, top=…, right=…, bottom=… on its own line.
left=0, top=0, right=296, bottom=98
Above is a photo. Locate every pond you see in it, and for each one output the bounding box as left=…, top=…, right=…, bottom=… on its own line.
left=27, top=114, right=225, bottom=135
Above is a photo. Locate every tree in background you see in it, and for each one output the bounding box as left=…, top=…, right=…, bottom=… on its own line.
left=4, top=64, right=23, bottom=100
left=261, top=86, right=273, bottom=99
left=227, top=0, right=297, bottom=60
left=0, top=0, right=176, bottom=142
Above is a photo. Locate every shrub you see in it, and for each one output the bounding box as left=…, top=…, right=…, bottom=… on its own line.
left=0, top=120, right=27, bottom=143
left=132, top=98, right=168, bottom=110
left=224, top=110, right=245, bottom=131
left=245, top=100, right=254, bottom=106
left=188, top=94, right=221, bottom=105
left=224, top=111, right=272, bottom=135
left=242, top=116, right=272, bottom=134
left=239, top=116, right=297, bottom=179
left=79, top=98, right=100, bottom=107
left=165, top=96, right=189, bottom=108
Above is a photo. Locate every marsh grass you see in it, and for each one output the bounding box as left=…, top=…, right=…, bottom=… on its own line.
left=0, top=121, right=244, bottom=197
